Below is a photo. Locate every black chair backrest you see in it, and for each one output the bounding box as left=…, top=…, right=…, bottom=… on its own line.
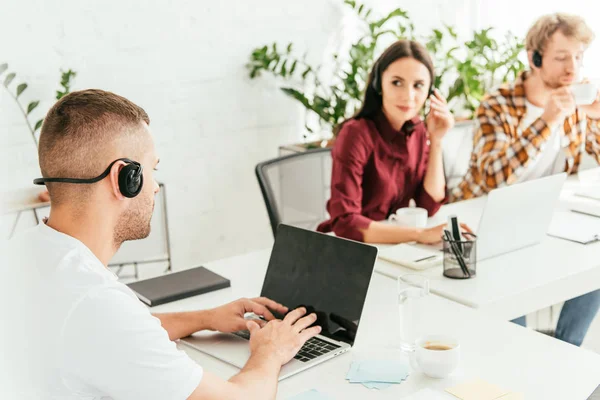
left=255, top=148, right=332, bottom=237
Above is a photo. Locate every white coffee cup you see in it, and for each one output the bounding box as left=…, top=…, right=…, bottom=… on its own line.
left=414, top=335, right=460, bottom=378
left=389, top=207, right=428, bottom=228
left=571, top=82, right=598, bottom=105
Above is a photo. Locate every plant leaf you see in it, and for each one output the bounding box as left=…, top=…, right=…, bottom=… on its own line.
left=0, top=63, right=7, bottom=75
left=4, top=72, right=16, bottom=87
left=34, top=118, right=44, bottom=132
left=290, top=60, right=298, bottom=75
left=16, top=83, right=27, bottom=97
left=27, top=100, right=40, bottom=115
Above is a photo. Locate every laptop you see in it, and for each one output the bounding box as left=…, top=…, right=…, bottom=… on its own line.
left=472, top=173, right=567, bottom=261
left=181, top=224, right=378, bottom=380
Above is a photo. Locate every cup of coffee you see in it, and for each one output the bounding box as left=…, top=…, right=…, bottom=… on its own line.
left=389, top=207, right=428, bottom=228
left=414, top=335, right=460, bottom=378
left=571, top=82, right=598, bottom=105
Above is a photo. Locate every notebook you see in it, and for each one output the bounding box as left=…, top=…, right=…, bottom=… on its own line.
left=127, top=266, right=231, bottom=306
left=575, top=186, right=600, bottom=201
left=377, top=243, right=442, bottom=270
left=547, top=210, right=600, bottom=244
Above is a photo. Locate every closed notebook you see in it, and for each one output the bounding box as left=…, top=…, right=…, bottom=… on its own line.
left=127, top=266, right=231, bottom=306
left=378, top=243, right=442, bottom=270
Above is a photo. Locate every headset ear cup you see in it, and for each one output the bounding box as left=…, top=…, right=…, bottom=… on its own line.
left=118, top=163, right=143, bottom=198
left=371, top=74, right=379, bottom=94
left=371, top=62, right=381, bottom=94
left=533, top=51, right=542, bottom=68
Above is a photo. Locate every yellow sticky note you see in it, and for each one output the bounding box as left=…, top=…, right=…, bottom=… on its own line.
left=445, top=378, right=510, bottom=400
left=497, top=393, right=524, bottom=400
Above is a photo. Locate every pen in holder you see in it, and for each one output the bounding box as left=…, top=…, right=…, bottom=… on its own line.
left=442, top=231, right=477, bottom=279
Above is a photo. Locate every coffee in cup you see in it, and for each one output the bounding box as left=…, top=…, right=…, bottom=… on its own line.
left=423, top=343, right=453, bottom=351
left=414, top=335, right=460, bottom=378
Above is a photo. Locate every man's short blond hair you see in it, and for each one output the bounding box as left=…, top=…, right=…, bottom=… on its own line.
left=526, top=13, right=595, bottom=53
left=38, top=89, right=150, bottom=205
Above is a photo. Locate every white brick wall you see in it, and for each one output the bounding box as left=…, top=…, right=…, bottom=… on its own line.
left=0, top=0, right=475, bottom=268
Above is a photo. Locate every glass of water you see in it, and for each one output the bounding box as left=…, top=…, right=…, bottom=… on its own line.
left=398, top=274, right=429, bottom=352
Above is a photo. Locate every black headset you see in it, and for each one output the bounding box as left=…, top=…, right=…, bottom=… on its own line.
left=532, top=50, right=543, bottom=68
left=371, top=60, right=435, bottom=134
left=33, top=158, right=144, bottom=198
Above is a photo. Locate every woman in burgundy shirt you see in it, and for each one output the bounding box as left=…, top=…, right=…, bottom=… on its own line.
left=318, top=40, right=456, bottom=244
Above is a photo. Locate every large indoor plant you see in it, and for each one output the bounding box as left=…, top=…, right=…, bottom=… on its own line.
left=246, top=0, right=525, bottom=147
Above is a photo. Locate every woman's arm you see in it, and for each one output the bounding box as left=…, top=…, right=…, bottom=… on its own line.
left=422, top=140, right=446, bottom=202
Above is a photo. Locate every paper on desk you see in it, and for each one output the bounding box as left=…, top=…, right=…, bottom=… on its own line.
left=287, top=389, right=334, bottom=400
left=497, top=393, right=525, bottom=400
left=445, top=378, right=510, bottom=400
left=361, top=381, right=393, bottom=390
left=575, top=186, right=600, bottom=201
left=378, top=243, right=442, bottom=269
left=547, top=210, right=600, bottom=244
left=346, top=360, right=409, bottom=383
left=401, top=388, right=454, bottom=399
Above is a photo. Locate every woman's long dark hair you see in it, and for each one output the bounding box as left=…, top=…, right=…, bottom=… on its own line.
left=334, top=40, right=435, bottom=135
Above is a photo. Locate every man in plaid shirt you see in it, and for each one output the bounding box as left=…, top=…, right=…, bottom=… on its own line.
left=452, top=13, right=600, bottom=346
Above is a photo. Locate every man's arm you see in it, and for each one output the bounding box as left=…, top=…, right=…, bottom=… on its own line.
left=475, top=87, right=576, bottom=191
left=472, top=100, right=551, bottom=191
left=152, top=310, right=212, bottom=341
left=187, top=308, right=321, bottom=400
left=585, top=117, right=600, bottom=163
left=186, top=352, right=281, bottom=400
left=153, top=297, right=289, bottom=341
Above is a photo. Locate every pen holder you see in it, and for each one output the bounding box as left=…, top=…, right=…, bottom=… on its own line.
left=442, top=232, right=476, bottom=279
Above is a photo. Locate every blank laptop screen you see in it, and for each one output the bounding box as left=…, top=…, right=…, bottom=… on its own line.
left=260, top=224, right=378, bottom=345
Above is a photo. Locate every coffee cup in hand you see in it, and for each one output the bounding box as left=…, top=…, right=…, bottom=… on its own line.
left=389, top=207, right=428, bottom=228
left=415, top=335, right=460, bottom=378
left=571, top=82, right=598, bottom=105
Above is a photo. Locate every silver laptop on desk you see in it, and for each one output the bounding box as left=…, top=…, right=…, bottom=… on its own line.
left=471, top=173, right=567, bottom=261
left=181, top=224, right=378, bottom=380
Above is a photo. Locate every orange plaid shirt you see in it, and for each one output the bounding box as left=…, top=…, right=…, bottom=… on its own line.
left=450, top=71, right=600, bottom=202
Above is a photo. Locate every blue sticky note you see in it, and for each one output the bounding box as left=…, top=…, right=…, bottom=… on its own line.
left=349, top=359, right=409, bottom=383
left=361, top=381, right=393, bottom=390
left=287, top=389, right=334, bottom=400
left=346, top=362, right=360, bottom=381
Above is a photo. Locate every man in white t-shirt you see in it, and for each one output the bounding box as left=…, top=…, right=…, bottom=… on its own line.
left=451, top=14, right=600, bottom=346
left=0, top=89, right=321, bottom=400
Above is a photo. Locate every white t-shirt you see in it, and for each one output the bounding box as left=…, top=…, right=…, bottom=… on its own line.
left=516, top=101, right=567, bottom=183
left=0, top=223, right=203, bottom=400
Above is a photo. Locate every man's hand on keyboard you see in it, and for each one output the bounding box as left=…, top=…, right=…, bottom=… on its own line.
left=205, top=297, right=289, bottom=333
left=246, top=307, right=322, bottom=366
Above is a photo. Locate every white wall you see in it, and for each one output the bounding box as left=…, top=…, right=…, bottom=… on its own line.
left=0, top=0, right=475, bottom=268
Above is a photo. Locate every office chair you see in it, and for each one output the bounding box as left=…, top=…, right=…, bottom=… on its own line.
left=255, top=148, right=332, bottom=237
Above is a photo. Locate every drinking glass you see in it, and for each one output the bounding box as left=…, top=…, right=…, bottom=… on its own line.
left=398, top=274, right=429, bottom=352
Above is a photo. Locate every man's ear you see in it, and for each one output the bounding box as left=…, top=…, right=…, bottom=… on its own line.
left=108, top=160, right=126, bottom=200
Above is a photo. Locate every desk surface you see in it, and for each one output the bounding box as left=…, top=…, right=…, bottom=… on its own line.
left=152, top=249, right=600, bottom=400
left=375, top=176, right=600, bottom=320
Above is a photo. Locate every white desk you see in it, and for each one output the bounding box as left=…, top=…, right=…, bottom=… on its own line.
left=152, top=249, right=600, bottom=399
left=375, top=176, right=600, bottom=320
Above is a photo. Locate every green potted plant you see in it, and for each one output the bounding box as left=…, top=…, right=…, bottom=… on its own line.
left=246, top=0, right=525, bottom=149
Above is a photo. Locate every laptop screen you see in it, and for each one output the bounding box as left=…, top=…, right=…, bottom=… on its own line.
left=260, top=225, right=378, bottom=346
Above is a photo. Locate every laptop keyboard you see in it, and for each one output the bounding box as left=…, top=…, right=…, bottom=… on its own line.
left=233, top=331, right=341, bottom=362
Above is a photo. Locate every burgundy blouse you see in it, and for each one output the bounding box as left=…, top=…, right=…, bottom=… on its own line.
left=317, top=113, right=445, bottom=241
